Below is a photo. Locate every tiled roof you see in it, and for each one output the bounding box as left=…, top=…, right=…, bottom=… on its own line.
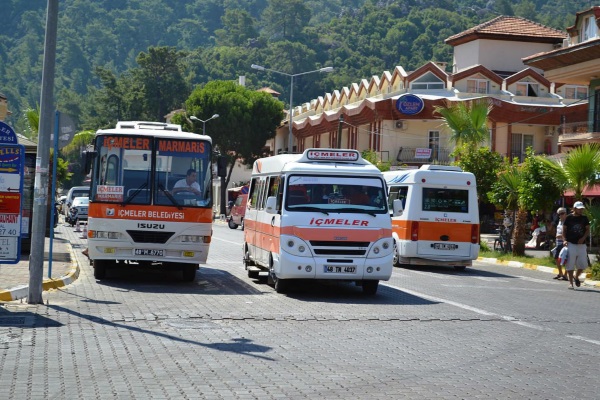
left=445, top=16, right=566, bottom=46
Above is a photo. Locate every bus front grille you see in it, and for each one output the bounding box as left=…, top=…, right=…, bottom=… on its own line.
left=126, top=230, right=174, bottom=244
left=309, top=241, right=369, bottom=256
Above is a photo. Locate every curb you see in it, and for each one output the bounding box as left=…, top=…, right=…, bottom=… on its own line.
left=477, top=257, right=600, bottom=287
left=0, top=243, right=80, bottom=302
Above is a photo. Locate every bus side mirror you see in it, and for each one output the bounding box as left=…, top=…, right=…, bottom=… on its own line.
left=265, top=196, right=277, bottom=214
left=392, top=199, right=403, bottom=216
left=83, top=150, right=96, bottom=175
left=217, top=156, right=227, bottom=177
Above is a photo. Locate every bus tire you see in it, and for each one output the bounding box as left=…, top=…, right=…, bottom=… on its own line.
left=392, top=242, right=401, bottom=268
left=240, top=218, right=244, bottom=231
left=247, top=269, right=259, bottom=279
left=362, top=280, right=379, bottom=295
left=182, top=264, right=197, bottom=282
left=274, top=277, right=289, bottom=293
left=243, top=246, right=254, bottom=267
left=228, top=218, right=238, bottom=229
left=93, top=260, right=108, bottom=279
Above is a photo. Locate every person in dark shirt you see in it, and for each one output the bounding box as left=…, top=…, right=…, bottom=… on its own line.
left=562, top=201, right=590, bottom=289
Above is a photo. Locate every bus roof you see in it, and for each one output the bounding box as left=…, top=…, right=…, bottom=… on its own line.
left=96, top=121, right=212, bottom=142
left=383, top=165, right=476, bottom=187
left=253, top=148, right=380, bottom=175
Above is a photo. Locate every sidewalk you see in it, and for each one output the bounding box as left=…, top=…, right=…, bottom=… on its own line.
left=0, top=221, right=82, bottom=302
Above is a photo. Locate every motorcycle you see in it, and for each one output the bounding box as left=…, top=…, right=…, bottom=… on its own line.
left=65, top=206, right=80, bottom=226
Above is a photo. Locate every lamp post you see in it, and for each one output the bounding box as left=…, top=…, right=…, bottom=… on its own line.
left=190, top=114, right=219, bottom=135
left=251, top=64, right=333, bottom=153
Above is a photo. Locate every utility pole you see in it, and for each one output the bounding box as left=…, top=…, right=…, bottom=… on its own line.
left=337, top=114, right=344, bottom=149
left=28, top=0, right=58, bottom=304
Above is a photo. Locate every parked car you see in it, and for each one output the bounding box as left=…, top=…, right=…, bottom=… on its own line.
left=66, top=196, right=89, bottom=226
left=64, top=186, right=90, bottom=217
left=227, top=194, right=247, bottom=230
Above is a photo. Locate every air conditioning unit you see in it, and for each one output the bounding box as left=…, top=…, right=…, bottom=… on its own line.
left=395, top=120, right=407, bottom=129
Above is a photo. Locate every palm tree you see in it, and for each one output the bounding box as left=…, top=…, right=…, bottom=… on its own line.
left=539, top=143, right=600, bottom=201
left=497, top=164, right=529, bottom=256
left=434, top=99, right=492, bottom=150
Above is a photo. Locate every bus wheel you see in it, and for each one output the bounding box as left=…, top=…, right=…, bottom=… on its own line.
left=274, top=276, right=289, bottom=293
left=453, top=266, right=467, bottom=271
left=392, top=242, right=401, bottom=268
left=240, top=219, right=244, bottom=231
left=182, top=264, right=197, bottom=282
left=243, top=247, right=254, bottom=268
left=228, top=218, right=238, bottom=229
left=362, top=280, right=379, bottom=295
left=93, top=260, right=108, bottom=279
left=247, top=269, right=259, bottom=279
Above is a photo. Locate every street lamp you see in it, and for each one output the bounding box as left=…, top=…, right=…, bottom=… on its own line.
left=251, top=64, right=333, bottom=153
left=190, top=114, right=220, bottom=135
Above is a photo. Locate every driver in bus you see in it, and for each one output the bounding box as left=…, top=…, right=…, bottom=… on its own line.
left=171, top=169, right=201, bottom=195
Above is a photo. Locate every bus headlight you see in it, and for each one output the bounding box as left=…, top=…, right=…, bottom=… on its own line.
left=367, top=238, right=394, bottom=258
left=281, top=235, right=312, bottom=257
left=90, top=230, right=121, bottom=239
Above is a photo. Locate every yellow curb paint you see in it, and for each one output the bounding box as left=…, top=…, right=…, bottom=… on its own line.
left=0, top=290, right=14, bottom=302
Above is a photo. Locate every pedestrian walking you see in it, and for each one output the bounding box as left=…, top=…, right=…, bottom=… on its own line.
left=551, top=207, right=568, bottom=281
left=563, top=201, right=590, bottom=289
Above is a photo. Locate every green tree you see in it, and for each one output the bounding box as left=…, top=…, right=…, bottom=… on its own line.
left=261, top=0, right=310, bottom=41
left=519, top=148, right=563, bottom=214
left=539, top=143, right=600, bottom=201
left=452, top=146, right=503, bottom=204
left=361, top=149, right=391, bottom=172
left=136, top=46, right=190, bottom=122
left=184, top=80, right=285, bottom=186
left=215, top=9, right=258, bottom=46
left=61, top=130, right=96, bottom=187
left=434, top=99, right=492, bottom=151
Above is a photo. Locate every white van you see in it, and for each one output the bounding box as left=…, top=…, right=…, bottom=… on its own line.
left=384, top=165, right=479, bottom=270
left=64, top=186, right=90, bottom=217
left=243, top=149, right=394, bottom=295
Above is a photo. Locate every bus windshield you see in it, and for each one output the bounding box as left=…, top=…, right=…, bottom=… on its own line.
left=91, top=135, right=212, bottom=208
left=285, top=175, right=387, bottom=213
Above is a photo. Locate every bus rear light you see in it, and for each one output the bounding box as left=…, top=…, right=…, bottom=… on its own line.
left=411, top=221, right=419, bottom=241
left=203, top=236, right=211, bottom=244
left=471, top=224, right=479, bottom=244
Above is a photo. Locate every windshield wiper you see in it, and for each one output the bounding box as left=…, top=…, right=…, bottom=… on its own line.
left=335, top=207, right=377, bottom=217
left=289, top=206, right=329, bottom=215
left=123, top=182, right=147, bottom=205
left=158, top=183, right=183, bottom=210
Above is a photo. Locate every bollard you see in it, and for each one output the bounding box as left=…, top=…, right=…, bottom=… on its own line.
left=75, top=219, right=81, bottom=232
left=81, top=222, right=88, bottom=239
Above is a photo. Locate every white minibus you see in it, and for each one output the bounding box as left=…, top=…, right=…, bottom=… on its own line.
left=384, top=165, right=479, bottom=270
left=243, top=149, right=393, bottom=294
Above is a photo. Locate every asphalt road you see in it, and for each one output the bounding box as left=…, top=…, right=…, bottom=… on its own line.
left=1, top=222, right=599, bottom=399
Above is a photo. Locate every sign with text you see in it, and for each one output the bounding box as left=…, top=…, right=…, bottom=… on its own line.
left=0, top=144, right=24, bottom=263
left=414, top=148, right=432, bottom=159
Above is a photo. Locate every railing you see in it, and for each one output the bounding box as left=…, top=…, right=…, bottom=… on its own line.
left=394, top=147, right=452, bottom=164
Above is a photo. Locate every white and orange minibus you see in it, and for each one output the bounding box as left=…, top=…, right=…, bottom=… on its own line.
left=384, top=165, right=479, bottom=270
left=243, top=149, right=393, bottom=295
left=85, top=121, right=213, bottom=280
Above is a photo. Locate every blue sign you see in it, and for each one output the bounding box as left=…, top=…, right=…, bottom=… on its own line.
left=0, top=121, right=18, bottom=145
left=395, top=94, right=425, bottom=115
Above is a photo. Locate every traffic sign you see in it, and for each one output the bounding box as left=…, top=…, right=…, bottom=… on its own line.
left=0, top=121, right=18, bottom=145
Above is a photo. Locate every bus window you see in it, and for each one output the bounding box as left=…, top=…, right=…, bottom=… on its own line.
left=388, top=186, right=408, bottom=211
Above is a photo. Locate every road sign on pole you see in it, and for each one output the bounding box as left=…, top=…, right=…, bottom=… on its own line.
left=0, top=141, right=25, bottom=264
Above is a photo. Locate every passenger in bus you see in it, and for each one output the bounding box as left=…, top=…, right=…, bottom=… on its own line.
left=172, top=169, right=201, bottom=195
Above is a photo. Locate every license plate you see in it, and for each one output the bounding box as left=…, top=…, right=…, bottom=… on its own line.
left=433, top=243, right=458, bottom=250
left=324, top=265, right=356, bottom=273
left=134, top=249, right=164, bottom=256
left=183, top=251, right=195, bottom=257
left=81, top=208, right=88, bottom=213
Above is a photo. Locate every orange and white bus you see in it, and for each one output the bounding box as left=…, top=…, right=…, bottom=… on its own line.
left=85, top=121, right=213, bottom=280
left=384, top=165, right=479, bottom=270
left=243, top=149, right=393, bottom=295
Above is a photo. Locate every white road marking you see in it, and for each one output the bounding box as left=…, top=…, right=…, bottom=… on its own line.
left=212, top=237, right=241, bottom=246
left=566, top=335, right=600, bottom=346
left=383, top=283, right=548, bottom=331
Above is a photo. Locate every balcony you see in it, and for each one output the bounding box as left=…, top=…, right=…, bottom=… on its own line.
left=557, top=121, right=600, bottom=146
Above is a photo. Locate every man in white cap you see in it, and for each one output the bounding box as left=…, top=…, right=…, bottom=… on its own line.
left=563, top=201, right=590, bottom=289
